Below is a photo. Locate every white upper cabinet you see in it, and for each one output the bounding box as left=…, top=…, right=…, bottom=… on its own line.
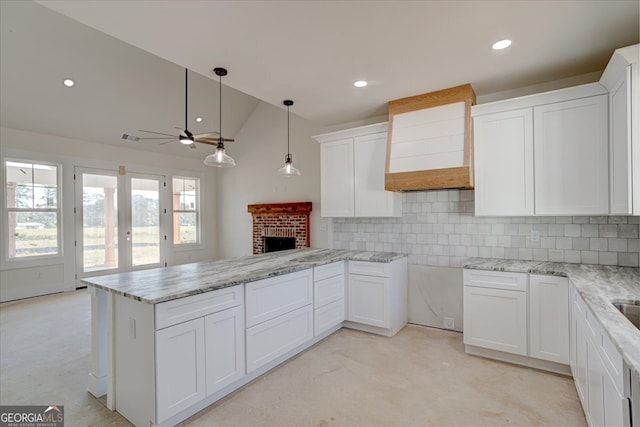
left=314, top=123, right=402, bottom=218
left=473, top=108, right=534, bottom=216
left=472, top=83, right=609, bottom=216
left=534, top=94, right=609, bottom=215
left=600, top=44, right=639, bottom=215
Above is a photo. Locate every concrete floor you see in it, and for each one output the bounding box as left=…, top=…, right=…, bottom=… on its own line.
left=0, top=289, right=587, bottom=427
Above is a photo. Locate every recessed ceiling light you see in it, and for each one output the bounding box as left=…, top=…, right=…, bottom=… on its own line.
left=195, top=117, right=203, bottom=123
left=63, top=78, right=75, bottom=87
left=491, top=39, right=512, bottom=50
left=353, top=80, right=368, bottom=88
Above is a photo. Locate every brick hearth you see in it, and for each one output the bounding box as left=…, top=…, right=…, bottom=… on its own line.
left=247, top=202, right=312, bottom=254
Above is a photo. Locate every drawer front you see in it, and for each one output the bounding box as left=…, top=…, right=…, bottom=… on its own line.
left=463, top=269, right=527, bottom=292
left=246, top=304, right=313, bottom=373
left=314, top=261, right=345, bottom=282
left=348, top=261, right=390, bottom=277
left=314, top=299, right=344, bottom=336
left=156, top=285, right=244, bottom=330
left=246, top=269, right=313, bottom=328
left=314, top=274, right=345, bottom=308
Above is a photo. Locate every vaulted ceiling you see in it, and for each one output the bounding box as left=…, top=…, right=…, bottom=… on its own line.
left=1, top=1, right=638, bottom=159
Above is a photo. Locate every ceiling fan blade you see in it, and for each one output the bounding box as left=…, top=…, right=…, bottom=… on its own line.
left=193, top=131, right=221, bottom=138
left=194, top=139, right=216, bottom=146
left=189, top=143, right=196, bottom=149
left=139, top=130, right=177, bottom=137
left=159, top=140, right=177, bottom=145
left=138, top=137, right=175, bottom=140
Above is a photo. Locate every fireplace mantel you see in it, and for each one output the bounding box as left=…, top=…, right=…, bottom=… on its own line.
left=247, top=202, right=312, bottom=215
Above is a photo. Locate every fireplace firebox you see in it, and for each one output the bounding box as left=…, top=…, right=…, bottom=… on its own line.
left=264, top=236, right=296, bottom=253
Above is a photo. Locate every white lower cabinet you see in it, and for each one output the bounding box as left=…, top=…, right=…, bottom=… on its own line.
left=245, top=270, right=314, bottom=373
left=156, top=318, right=206, bottom=422
left=204, top=305, right=245, bottom=396
left=570, top=282, right=630, bottom=427
left=345, top=258, right=408, bottom=337
left=313, top=262, right=345, bottom=336
left=463, top=269, right=569, bottom=370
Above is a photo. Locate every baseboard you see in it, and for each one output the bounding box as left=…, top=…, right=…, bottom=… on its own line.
left=465, top=344, right=572, bottom=376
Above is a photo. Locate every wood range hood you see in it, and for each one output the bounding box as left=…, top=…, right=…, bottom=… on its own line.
left=385, top=84, right=476, bottom=191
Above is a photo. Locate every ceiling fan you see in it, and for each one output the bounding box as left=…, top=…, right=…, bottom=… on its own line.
left=138, top=68, right=234, bottom=149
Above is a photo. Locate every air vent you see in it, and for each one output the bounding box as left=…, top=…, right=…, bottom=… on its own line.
left=121, top=133, right=140, bottom=142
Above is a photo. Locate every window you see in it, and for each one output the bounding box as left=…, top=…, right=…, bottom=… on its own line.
left=5, top=160, right=61, bottom=259
left=172, top=177, right=199, bottom=245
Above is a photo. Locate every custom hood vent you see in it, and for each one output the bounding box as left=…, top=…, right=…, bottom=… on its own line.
left=385, top=84, right=476, bottom=191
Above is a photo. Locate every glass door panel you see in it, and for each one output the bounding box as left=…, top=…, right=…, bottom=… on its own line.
left=77, top=170, right=121, bottom=276
left=129, top=177, right=161, bottom=267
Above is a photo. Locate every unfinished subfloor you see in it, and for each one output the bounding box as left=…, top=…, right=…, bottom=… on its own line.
left=0, top=290, right=587, bottom=426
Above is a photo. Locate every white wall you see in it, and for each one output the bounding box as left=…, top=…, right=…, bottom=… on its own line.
left=0, top=127, right=218, bottom=301
left=216, top=101, right=330, bottom=258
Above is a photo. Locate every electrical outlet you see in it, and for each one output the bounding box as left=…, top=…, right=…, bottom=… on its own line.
left=530, top=230, right=540, bottom=242
left=444, top=317, right=455, bottom=329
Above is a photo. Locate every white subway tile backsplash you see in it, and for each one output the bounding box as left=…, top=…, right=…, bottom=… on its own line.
left=333, top=190, right=640, bottom=268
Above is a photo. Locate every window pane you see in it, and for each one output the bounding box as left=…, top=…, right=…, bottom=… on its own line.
left=172, top=177, right=197, bottom=211
left=34, top=166, right=58, bottom=208
left=173, top=212, right=197, bottom=244
left=5, top=162, right=58, bottom=209
left=8, top=211, right=58, bottom=258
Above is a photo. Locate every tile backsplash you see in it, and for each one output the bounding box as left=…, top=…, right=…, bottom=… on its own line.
left=333, top=190, right=640, bottom=268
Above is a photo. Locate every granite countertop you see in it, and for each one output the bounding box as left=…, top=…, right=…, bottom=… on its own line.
left=82, top=248, right=406, bottom=305
left=463, top=258, right=640, bottom=378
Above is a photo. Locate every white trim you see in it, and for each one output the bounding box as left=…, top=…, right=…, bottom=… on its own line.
left=312, top=122, right=388, bottom=143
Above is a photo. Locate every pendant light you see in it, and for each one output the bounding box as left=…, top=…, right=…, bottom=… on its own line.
left=204, top=67, right=236, bottom=167
left=276, top=99, right=301, bottom=177
left=179, top=68, right=194, bottom=144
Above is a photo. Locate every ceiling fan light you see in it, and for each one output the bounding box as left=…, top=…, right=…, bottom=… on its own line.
left=204, top=145, right=236, bottom=167
left=179, top=134, right=194, bottom=144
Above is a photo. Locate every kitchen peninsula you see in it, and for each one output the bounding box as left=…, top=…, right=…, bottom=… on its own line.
left=82, top=248, right=408, bottom=427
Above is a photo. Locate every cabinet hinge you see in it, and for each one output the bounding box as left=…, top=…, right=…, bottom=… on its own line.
left=164, top=235, right=167, bottom=241
left=164, top=181, right=166, bottom=187
left=74, top=207, right=76, bottom=214
left=164, top=262, right=167, bottom=267
left=73, top=174, right=76, bottom=180
left=164, top=208, right=167, bottom=214
left=74, top=241, right=77, bottom=247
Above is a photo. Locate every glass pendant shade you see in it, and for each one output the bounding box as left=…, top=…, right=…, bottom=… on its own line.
left=277, top=154, right=300, bottom=177
left=204, top=140, right=236, bottom=167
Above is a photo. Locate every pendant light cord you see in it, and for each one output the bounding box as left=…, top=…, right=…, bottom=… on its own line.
left=219, top=73, right=222, bottom=143
left=287, top=104, right=290, bottom=156
left=184, top=68, right=188, bottom=131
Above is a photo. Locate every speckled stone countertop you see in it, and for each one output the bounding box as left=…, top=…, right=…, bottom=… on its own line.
left=463, top=258, right=640, bottom=377
left=82, top=248, right=405, bottom=305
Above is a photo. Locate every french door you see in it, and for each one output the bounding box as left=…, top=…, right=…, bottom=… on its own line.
left=75, top=167, right=166, bottom=280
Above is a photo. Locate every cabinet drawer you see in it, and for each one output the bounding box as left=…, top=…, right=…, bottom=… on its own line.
left=314, top=274, right=344, bottom=308
left=156, top=285, right=244, bottom=330
left=246, top=305, right=313, bottom=373
left=314, top=261, right=344, bottom=282
left=314, top=299, right=344, bottom=336
left=463, top=269, right=527, bottom=292
left=349, top=261, right=389, bottom=277
left=246, top=269, right=313, bottom=328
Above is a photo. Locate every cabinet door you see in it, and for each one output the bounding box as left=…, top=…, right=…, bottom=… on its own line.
left=529, top=275, right=569, bottom=364
left=348, top=274, right=389, bottom=328
left=354, top=132, right=400, bottom=217
left=534, top=95, right=609, bottom=215
left=204, top=305, right=245, bottom=396
left=603, top=368, right=627, bottom=427
left=156, top=318, right=206, bottom=422
left=609, top=66, right=633, bottom=214
left=473, top=108, right=534, bottom=216
left=463, top=286, right=527, bottom=356
left=320, top=138, right=354, bottom=217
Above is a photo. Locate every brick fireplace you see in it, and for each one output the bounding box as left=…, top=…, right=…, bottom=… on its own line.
left=247, top=202, right=312, bottom=254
